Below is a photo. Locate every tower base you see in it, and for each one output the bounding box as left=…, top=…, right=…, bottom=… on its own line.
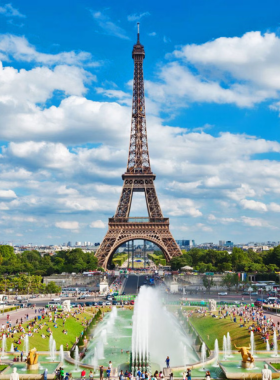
left=96, top=217, right=181, bottom=269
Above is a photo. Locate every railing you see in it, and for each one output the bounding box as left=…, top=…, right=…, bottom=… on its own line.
left=109, top=217, right=169, bottom=224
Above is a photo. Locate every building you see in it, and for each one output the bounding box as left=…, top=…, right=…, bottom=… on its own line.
left=219, top=240, right=225, bottom=247
left=224, top=241, right=234, bottom=247
left=176, top=240, right=195, bottom=247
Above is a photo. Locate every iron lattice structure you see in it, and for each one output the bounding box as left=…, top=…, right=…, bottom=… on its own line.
left=96, top=28, right=181, bottom=268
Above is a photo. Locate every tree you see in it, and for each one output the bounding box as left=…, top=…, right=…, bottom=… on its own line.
left=222, top=273, right=238, bottom=291
left=45, top=281, right=61, bottom=294
left=202, top=276, right=214, bottom=293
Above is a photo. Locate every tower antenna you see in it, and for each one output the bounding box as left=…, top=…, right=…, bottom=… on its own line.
left=137, top=22, right=140, bottom=42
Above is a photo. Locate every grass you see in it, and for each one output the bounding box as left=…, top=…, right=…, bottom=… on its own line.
left=4, top=307, right=109, bottom=352
left=190, top=312, right=267, bottom=351
left=271, top=363, right=280, bottom=370
left=0, top=365, right=7, bottom=372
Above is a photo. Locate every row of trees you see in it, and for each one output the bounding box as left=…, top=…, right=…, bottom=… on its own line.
left=170, top=246, right=280, bottom=273
left=0, top=246, right=99, bottom=276
left=0, top=274, right=61, bottom=294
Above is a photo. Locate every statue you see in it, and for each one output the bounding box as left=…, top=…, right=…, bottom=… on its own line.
left=10, top=368, right=19, bottom=380
left=234, top=344, right=254, bottom=368
left=26, top=348, right=39, bottom=370
left=63, top=300, right=71, bottom=312
left=262, top=364, right=272, bottom=380
left=208, top=299, right=216, bottom=312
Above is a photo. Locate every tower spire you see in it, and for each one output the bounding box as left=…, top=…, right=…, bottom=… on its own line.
left=127, top=23, right=150, bottom=174
left=137, top=22, right=140, bottom=42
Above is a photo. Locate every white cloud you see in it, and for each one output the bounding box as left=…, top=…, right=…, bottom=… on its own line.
left=0, top=189, right=16, bottom=198
left=162, top=198, right=202, bottom=217
left=55, top=221, right=79, bottom=230
left=90, top=220, right=106, bottom=228
left=240, top=199, right=268, bottom=212
left=168, top=31, right=280, bottom=108
left=0, top=4, right=25, bottom=18
left=90, top=10, right=129, bottom=40
left=127, top=12, right=150, bottom=22
left=0, top=34, right=94, bottom=66
left=148, top=32, right=156, bottom=37
left=241, top=216, right=272, bottom=228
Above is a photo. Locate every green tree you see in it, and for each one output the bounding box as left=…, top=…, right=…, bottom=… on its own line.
left=45, top=281, right=61, bottom=294
left=222, top=273, right=239, bottom=291
left=202, top=276, right=214, bottom=293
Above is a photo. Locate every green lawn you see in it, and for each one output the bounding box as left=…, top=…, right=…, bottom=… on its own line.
left=5, top=308, right=100, bottom=352
left=271, top=363, right=280, bottom=370
left=190, top=313, right=267, bottom=351
left=0, top=365, right=7, bottom=372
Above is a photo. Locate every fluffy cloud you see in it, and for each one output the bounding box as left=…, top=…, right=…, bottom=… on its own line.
left=55, top=221, right=79, bottom=230
left=239, top=199, right=268, bottom=212
left=0, top=35, right=94, bottom=65
left=127, top=12, right=150, bottom=22
left=90, top=220, right=106, bottom=228
left=0, top=189, right=17, bottom=199
left=144, top=31, right=280, bottom=110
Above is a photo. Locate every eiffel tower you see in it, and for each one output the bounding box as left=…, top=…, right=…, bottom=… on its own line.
left=96, top=25, right=181, bottom=268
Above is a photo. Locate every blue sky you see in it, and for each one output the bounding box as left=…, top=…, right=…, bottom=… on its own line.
left=1, top=0, right=280, bottom=245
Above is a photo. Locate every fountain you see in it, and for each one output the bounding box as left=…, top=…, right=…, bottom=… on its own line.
left=49, top=336, right=53, bottom=360
left=227, top=332, right=232, bottom=357
left=1, top=334, right=7, bottom=358
left=272, top=330, right=278, bottom=357
left=24, top=335, right=29, bottom=357
left=101, top=329, right=107, bottom=345
left=201, top=342, right=206, bottom=369
left=131, top=287, right=196, bottom=368
left=60, top=345, right=64, bottom=364
left=267, top=339, right=270, bottom=351
left=223, top=335, right=227, bottom=359
left=52, top=339, right=56, bottom=362
left=250, top=331, right=256, bottom=357
left=214, top=339, right=219, bottom=367
left=10, top=343, right=14, bottom=353
left=74, top=345, right=79, bottom=371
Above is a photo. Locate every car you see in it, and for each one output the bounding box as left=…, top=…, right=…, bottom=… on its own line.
left=112, top=301, right=118, bottom=305
left=105, top=301, right=111, bottom=305
left=130, top=300, right=135, bottom=305
left=242, top=292, right=250, bottom=295
left=254, top=301, right=262, bottom=307
left=218, top=292, right=227, bottom=296
left=98, top=301, right=104, bottom=306
left=85, top=302, right=93, bottom=306
left=124, top=301, right=129, bottom=305
left=106, top=296, right=113, bottom=301
left=250, top=292, right=258, bottom=296
left=71, top=302, right=77, bottom=307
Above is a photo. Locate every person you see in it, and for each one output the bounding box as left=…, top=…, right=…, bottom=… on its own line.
left=182, top=371, right=186, bottom=380
left=119, top=370, right=124, bottom=380
left=81, top=369, right=86, bottom=379
left=137, top=369, right=141, bottom=380
left=187, top=368, right=191, bottom=380
left=169, top=373, right=173, bottom=380
left=60, top=367, right=65, bottom=380
left=166, top=356, right=170, bottom=368
left=262, top=364, right=272, bottom=380
left=20, top=351, right=23, bottom=362
left=109, top=361, right=112, bottom=370
left=100, top=365, right=104, bottom=380
left=159, top=372, right=163, bottom=379
left=205, top=371, right=211, bottom=380
left=89, top=370, right=94, bottom=380
left=106, top=367, right=111, bottom=379
left=43, top=369, right=48, bottom=380
left=10, top=367, right=19, bottom=380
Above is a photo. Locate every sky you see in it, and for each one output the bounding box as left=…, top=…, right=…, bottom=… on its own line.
left=1, top=0, right=280, bottom=245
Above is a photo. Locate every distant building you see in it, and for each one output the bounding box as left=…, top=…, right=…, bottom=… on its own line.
left=67, top=241, right=72, bottom=247
left=224, top=241, right=234, bottom=247
left=176, top=240, right=195, bottom=247
left=219, top=240, right=225, bottom=247
left=76, top=242, right=82, bottom=246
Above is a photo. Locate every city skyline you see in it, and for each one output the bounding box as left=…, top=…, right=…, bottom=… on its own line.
left=1, top=0, right=280, bottom=245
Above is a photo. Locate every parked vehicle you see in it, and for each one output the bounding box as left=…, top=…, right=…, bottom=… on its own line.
left=218, top=292, right=227, bottom=296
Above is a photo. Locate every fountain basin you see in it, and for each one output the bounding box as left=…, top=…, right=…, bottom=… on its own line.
left=219, top=361, right=280, bottom=379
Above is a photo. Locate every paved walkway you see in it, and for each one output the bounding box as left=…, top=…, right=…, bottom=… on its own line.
left=0, top=307, right=40, bottom=327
